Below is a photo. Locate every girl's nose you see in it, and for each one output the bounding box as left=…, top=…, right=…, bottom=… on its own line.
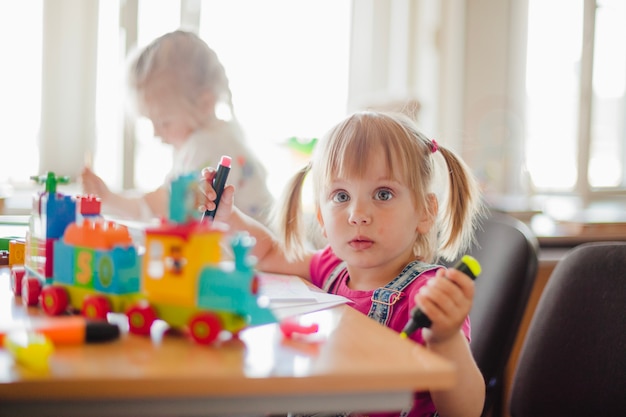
left=348, top=203, right=371, bottom=225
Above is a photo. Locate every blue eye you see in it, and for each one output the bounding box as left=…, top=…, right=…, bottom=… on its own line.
left=375, top=189, right=393, bottom=201
left=332, top=191, right=350, bottom=203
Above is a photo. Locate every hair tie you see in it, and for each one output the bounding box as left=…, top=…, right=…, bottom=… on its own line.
left=430, top=139, right=438, bottom=154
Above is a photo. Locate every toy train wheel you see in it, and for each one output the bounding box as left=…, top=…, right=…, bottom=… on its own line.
left=82, top=295, right=111, bottom=320
left=189, top=312, right=223, bottom=345
left=127, top=304, right=158, bottom=335
left=40, top=285, right=69, bottom=316
left=10, top=266, right=25, bottom=296
left=21, top=275, right=42, bottom=307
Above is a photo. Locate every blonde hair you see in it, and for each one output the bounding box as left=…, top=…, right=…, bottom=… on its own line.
left=275, top=111, right=484, bottom=263
left=126, top=30, right=235, bottom=122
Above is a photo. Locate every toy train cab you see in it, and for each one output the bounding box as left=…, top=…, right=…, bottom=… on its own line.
left=125, top=172, right=277, bottom=344
left=127, top=224, right=276, bottom=344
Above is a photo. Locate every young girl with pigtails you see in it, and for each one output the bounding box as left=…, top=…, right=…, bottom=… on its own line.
left=201, top=110, right=486, bottom=417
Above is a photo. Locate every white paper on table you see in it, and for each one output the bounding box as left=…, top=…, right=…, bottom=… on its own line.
left=257, top=272, right=350, bottom=319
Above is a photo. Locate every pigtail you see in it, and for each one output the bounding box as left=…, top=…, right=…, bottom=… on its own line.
left=435, top=145, right=484, bottom=261
left=272, top=163, right=311, bottom=261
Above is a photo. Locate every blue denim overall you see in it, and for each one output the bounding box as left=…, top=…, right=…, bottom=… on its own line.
left=289, top=260, right=441, bottom=417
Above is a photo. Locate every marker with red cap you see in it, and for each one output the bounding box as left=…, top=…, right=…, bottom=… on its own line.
left=203, top=155, right=232, bottom=221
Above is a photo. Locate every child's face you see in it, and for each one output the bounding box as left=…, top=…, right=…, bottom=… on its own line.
left=317, top=151, right=433, bottom=272
left=141, top=77, right=199, bottom=148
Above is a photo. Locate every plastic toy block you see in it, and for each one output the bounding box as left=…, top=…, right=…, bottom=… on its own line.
left=52, top=240, right=75, bottom=285
left=169, top=173, right=202, bottom=224
left=40, top=193, right=77, bottom=239
left=92, top=247, right=140, bottom=294
left=63, top=219, right=133, bottom=250
left=54, top=236, right=140, bottom=294
left=9, top=239, right=25, bottom=266
left=24, top=236, right=56, bottom=282
left=77, top=195, right=102, bottom=216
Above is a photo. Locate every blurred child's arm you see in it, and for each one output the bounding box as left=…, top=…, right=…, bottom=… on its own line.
left=81, top=167, right=168, bottom=220
left=81, top=167, right=111, bottom=199
left=201, top=167, right=312, bottom=280
left=415, top=268, right=485, bottom=417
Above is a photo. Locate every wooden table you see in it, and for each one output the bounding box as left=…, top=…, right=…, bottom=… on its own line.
left=0, top=269, right=456, bottom=417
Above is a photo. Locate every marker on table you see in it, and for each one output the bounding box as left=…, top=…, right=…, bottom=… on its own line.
left=400, top=255, right=481, bottom=339
left=0, top=316, right=121, bottom=346
left=203, top=155, right=232, bottom=221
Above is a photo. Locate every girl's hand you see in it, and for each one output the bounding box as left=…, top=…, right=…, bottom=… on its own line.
left=199, top=167, right=235, bottom=222
left=414, top=267, right=475, bottom=344
left=80, top=167, right=111, bottom=201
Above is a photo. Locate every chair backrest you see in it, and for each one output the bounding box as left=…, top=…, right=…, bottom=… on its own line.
left=447, top=210, right=539, bottom=416
left=509, top=242, right=626, bottom=417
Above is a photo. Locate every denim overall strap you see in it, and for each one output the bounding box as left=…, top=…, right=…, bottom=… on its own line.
left=323, top=260, right=441, bottom=326
left=322, top=261, right=348, bottom=293
left=367, top=261, right=441, bottom=326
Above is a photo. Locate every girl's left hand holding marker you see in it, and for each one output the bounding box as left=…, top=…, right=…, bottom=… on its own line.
left=199, top=167, right=235, bottom=222
left=414, top=267, right=475, bottom=344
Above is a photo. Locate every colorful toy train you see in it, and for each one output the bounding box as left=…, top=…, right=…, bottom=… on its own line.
left=6, top=171, right=277, bottom=344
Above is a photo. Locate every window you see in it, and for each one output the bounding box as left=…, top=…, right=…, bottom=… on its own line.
left=94, top=0, right=351, bottom=198
left=18, top=0, right=620, bottom=224
left=0, top=2, right=42, bottom=186
left=0, top=0, right=349, bottom=204
left=525, top=0, right=626, bottom=201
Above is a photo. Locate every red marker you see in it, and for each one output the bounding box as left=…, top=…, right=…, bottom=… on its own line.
left=203, top=155, right=232, bottom=221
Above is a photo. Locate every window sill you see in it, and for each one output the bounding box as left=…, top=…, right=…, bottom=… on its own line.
left=487, top=193, right=626, bottom=248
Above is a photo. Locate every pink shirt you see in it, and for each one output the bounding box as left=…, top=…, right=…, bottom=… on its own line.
left=309, top=246, right=472, bottom=417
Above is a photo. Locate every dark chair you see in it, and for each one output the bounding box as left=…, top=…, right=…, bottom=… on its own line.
left=446, top=210, right=539, bottom=417
left=509, top=242, right=626, bottom=417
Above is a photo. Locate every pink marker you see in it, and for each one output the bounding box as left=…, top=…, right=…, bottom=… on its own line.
left=204, top=155, right=232, bottom=220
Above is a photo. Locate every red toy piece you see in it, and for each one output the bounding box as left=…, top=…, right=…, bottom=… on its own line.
left=279, top=318, right=319, bottom=338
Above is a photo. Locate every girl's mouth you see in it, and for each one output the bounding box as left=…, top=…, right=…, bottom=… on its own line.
left=349, top=237, right=373, bottom=250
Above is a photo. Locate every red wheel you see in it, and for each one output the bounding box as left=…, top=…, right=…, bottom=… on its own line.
left=10, top=266, right=25, bottom=296
left=189, top=312, right=222, bottom=345
left=126, top=304, right=158, bottom=335
left=40, top=285, right=69, bottom=316
left=22, top=276, right=42, bottom=307
left=81, top=295, right=111, bottom=320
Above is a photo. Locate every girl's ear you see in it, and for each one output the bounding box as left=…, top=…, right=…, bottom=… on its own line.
left=416, top=193, right=437, bottom=235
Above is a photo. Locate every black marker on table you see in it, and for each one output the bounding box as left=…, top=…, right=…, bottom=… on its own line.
left=203, top=155, right=232, bottom=221
left=400, top=255, right=481, bottom=339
